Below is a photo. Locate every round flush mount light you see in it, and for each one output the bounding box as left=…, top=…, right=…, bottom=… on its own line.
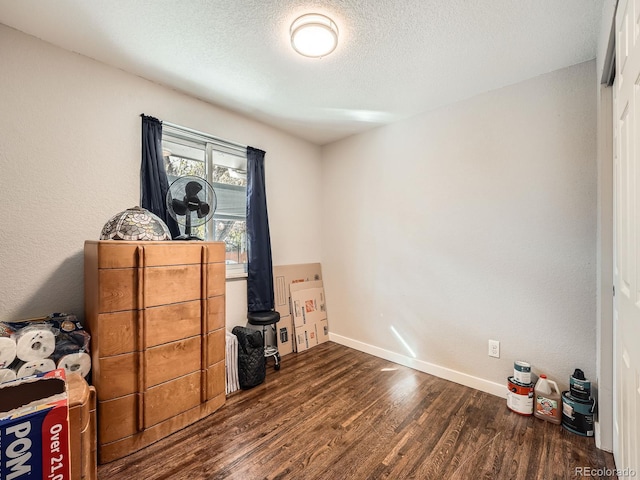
left=290, top=13, right=339, bottom=58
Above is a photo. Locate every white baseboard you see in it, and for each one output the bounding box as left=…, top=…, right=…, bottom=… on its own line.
left=329, top=332, right=506, bottom=399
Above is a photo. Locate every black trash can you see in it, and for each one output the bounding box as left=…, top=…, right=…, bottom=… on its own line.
left=232, top=326, right=265, bottom=389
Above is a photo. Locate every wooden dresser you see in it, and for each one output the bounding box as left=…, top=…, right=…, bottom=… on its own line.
left=84, top=241, right=226, bottom=463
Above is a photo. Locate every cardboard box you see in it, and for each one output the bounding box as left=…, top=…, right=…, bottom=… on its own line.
left=290, top=281, right=327, bottom=328
left=294, top=324, right=319, bottom=353
left=276, top=314, right=294, bottom=356
left=316, top=319, right=330, bottom=345
left=0, top=369, right=71, bottom=480
left=273, top=263, right=322, bottom=318
left=273, top=263, right=322, bottom=355
left=287, top=279, right=330, bottom=353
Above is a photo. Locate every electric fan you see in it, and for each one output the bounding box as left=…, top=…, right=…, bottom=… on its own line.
left=166, top=175, right=216, bottom=240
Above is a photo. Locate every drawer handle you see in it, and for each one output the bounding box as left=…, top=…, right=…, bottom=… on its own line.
left=136, top=245, right=146, bottom=431
left=200, top=245, right=208, bottom=402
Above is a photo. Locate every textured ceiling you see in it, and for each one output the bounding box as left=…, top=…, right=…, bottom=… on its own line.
left=0, top=0, right=602, bottom=145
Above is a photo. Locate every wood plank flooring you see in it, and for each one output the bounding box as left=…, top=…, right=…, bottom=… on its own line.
left=97, top=342, right=617, bottom=480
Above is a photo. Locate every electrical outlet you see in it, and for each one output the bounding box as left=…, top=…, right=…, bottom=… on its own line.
left=488, top=339, right=500, bottom=358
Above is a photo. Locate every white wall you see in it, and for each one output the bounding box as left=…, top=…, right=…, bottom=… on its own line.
left=322, top=61, right=597, bottom=395
left=0, top=24, right=322, bottom=329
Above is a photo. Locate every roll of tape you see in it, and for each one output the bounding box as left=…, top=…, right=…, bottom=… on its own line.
left=0, top=337, right=17, bottom=368
left=16, top=328, right=56, bottom=362
left=57, top=352, right=91, bottom=378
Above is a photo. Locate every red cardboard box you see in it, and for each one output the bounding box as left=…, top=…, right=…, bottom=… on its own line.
left=0, top=369, right=71, bottom=480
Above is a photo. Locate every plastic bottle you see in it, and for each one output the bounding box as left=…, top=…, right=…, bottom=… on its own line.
left=534, top=374, right=562, bottom=424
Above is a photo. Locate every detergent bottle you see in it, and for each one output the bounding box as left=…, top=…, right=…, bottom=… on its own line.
left=533, top=374, right=562, bottom=424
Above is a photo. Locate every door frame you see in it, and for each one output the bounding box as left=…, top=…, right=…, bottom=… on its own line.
left=597, top=82, right=614, bottom=452
left=596, top=3, right=616, bottom=452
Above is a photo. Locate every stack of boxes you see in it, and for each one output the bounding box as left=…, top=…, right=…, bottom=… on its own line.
left=290, top=280, right=330, bottom=352
left=272, top=263, right=330, bottom=355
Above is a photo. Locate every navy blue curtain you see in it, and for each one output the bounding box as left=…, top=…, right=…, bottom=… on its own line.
left=140, top=114, right=180, bottom=238
left=246, top=146, right=274, bottom=312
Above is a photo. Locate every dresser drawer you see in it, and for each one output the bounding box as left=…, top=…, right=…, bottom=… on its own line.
left=97, top=310, right=136, bottom=357
left=97, top=265, right=203, bottom=312
left=207, top=262, right=226, bottom=297
left=94, top=242, right=225, bottom=268
left=206, top=295, right=225, bottom=331
left=98, top=268, right=136, bottom=312
left=145, top=265, right=201, bottom=306
left=144, top=336, right=201, bottom=388
left=206, top=329, right=225, bottom=366
left=98, top=394, right=137, bottom=444
left=144, top=372, right=201, bottom=428
left=97, top=300, right=203, bottom=357
left=206, top=361, right=225, bottom=400
left=97, top=353, right=137, bottom=401
left=145, top=300, right=201, bottom=348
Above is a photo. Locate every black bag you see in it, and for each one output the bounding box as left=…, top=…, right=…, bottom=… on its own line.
left=232, top=326, right=265, bottom=389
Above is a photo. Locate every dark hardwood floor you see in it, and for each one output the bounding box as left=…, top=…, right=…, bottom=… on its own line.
left=98, top=342, right=617, bottom=479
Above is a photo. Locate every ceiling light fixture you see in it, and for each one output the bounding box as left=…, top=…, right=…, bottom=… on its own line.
left=290, top=13, right=339, bottom=58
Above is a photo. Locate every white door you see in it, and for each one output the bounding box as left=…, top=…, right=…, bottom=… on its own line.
left=614, top=0, right=640, bottom=472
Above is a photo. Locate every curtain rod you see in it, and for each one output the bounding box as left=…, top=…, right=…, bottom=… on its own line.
left=163, top=121, right=247, bottom=151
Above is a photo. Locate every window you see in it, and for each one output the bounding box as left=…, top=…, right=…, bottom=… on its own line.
left=162, top=123, right=247, bottom=277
